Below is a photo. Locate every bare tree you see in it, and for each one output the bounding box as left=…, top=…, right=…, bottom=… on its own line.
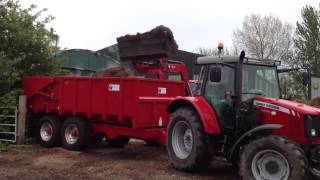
left=196, top=46, right=238, bottom=56
left=233, top=14, right=293, bottom=61
left=196, top=47, right=219, bottom=56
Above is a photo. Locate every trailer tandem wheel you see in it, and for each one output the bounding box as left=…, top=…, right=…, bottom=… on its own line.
left=167, top=107, right=211, bottom=172
left=61, top=117, right=90, bottom=151
left=38, top=115, right=61, bottom=148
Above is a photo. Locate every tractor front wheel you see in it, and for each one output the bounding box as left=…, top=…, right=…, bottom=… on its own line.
left=239, top=135, right=308, bottom=180
left=167, top=107, right=211, bottom=172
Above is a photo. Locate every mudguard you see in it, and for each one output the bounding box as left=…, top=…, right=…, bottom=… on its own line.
left=167, top=96, right=221, bottom=134
left=228, top=124, right=283, bottom=159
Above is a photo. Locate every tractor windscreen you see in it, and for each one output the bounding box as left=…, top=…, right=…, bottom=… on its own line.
left=242, top=64, right=280, bottom=101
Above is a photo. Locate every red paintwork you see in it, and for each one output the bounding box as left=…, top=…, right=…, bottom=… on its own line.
left=256, top=96, right=320, bottom=115
left=23, top=76, right=185, bottom=143
left=24, top=73, right=320, bottom=146
left=255, top=96, right=320, bottom=144
left=169, top=96, right=221, bottom=134
left=92, top=124, right=167, bottom=144
left=133, top=58, right=189, bottom=81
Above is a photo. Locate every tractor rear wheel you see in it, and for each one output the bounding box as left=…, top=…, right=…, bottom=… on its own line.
left=239, top=135, right=308, bottom=180
left=38, top=115, right=61, bottom=148
left=61, top=117, right=90, bottom=151
left=167, top=107, right=211, bottom=172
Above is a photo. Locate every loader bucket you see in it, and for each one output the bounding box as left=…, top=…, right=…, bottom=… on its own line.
left=117, top=25, right=178, bottom=60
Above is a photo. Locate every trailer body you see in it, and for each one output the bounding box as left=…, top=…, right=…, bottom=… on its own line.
left=23, top=76, right=185, bottom=144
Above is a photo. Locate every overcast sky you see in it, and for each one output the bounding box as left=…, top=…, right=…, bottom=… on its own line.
left=21, top=0, right=319, bottom=53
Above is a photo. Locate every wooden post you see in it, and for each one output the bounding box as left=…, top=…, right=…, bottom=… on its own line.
left=16, top=95, right=27, bottom=144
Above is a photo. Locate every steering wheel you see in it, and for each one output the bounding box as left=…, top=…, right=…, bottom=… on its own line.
left=242, top=89, right=266, bottom=102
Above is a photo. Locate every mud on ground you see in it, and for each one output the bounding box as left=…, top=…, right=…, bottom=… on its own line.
left=0, top=140, right=239, bottom=180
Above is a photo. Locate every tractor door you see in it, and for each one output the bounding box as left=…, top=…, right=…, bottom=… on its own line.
left=203, top=64, right=236, bottom=129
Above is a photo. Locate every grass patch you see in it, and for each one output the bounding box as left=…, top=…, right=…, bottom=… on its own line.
left=0, top=142, right=10, bottom=152
left=25, top=137, right=37, bottom=145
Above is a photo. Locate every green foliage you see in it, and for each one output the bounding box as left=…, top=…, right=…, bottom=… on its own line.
left=279, top=72, right=307, bottom=100
left=0, top=0, right=63, bottom=143
left=0, top=142, right=10, bottom=152
left=293, top=5, right=320, bottom=76
left=0, top=0, right=63, bottom=106
left=282, top=5, right=320, bottom=100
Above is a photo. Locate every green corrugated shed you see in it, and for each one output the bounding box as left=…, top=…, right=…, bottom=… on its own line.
left=56, top=49, right=120, bottom=76
left=167, top=50, right=202, bottom=79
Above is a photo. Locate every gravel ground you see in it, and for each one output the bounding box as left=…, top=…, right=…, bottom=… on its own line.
left=0, top=140, right=239, bottom=180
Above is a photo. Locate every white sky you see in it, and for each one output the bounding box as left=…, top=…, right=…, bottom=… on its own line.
left=21, top=0, right=319, bottom=53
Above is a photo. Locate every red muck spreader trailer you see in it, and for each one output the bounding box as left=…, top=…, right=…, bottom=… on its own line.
left=24, top=25, right=190, bottom=149
left=23, top=76, right=185, bottom=149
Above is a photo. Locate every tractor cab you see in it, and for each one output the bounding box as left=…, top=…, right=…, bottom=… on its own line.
left=194, top=51, right=281, bottom=133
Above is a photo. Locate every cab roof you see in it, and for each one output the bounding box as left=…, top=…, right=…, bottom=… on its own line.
left=196, top=55, right=281, bottom=66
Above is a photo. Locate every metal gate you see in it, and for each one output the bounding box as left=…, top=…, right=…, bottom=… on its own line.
left=311, top=77, right=320, bottom=99
left=0, top=107, right=18, bottom=143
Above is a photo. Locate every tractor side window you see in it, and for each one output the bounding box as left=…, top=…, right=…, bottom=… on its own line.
left=194, top=66, right=207, bottom=95
left=205, top=65, right=235, bottom=118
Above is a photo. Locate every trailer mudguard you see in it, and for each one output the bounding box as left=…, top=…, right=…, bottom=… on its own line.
left=167, top=96, right=221, bottom=134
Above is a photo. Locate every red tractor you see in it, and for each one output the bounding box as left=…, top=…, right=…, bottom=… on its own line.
left=166, top=51, right=320, bottom=179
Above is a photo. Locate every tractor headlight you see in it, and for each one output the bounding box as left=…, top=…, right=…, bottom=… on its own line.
left=311, top=128, right=317, bottom=137
left=304, top=115, right=320, bottom=138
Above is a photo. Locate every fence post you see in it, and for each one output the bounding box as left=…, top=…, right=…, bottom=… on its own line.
left=16, top=95, right=27, bottom=144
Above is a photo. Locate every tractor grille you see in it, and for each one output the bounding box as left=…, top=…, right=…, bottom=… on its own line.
left=304, top=115, right=320, bottom=138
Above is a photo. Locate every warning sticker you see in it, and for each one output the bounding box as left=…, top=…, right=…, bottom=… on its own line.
left=108, top=84, right=120, bottom=91
left=158, top=87, right=167, bottom=94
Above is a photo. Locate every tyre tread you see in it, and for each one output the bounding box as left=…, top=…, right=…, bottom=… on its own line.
left=239, top=135, right=308, bottom=180
left=167, top=107, right=211, bottom=172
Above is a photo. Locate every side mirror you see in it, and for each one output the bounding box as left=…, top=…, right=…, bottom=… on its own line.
left=210, top=67, right=221, bottom=82
left=302, top=72, right=310, bottom=86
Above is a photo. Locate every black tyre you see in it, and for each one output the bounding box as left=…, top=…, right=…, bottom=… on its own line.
left=60, top=117, right=90, bottom=151
left=167, top=107, right=211, bottom=172
left=38, top=115, right=61, bottom=148
left=90, top=134, right=105, bottom=144
left=108, top=136, right=130, bottom=148
left=145, top=140, right=162, bottom=147
left=310, top=167, right=320, bottom=180
left=239, top=135, right=308, bottom=180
